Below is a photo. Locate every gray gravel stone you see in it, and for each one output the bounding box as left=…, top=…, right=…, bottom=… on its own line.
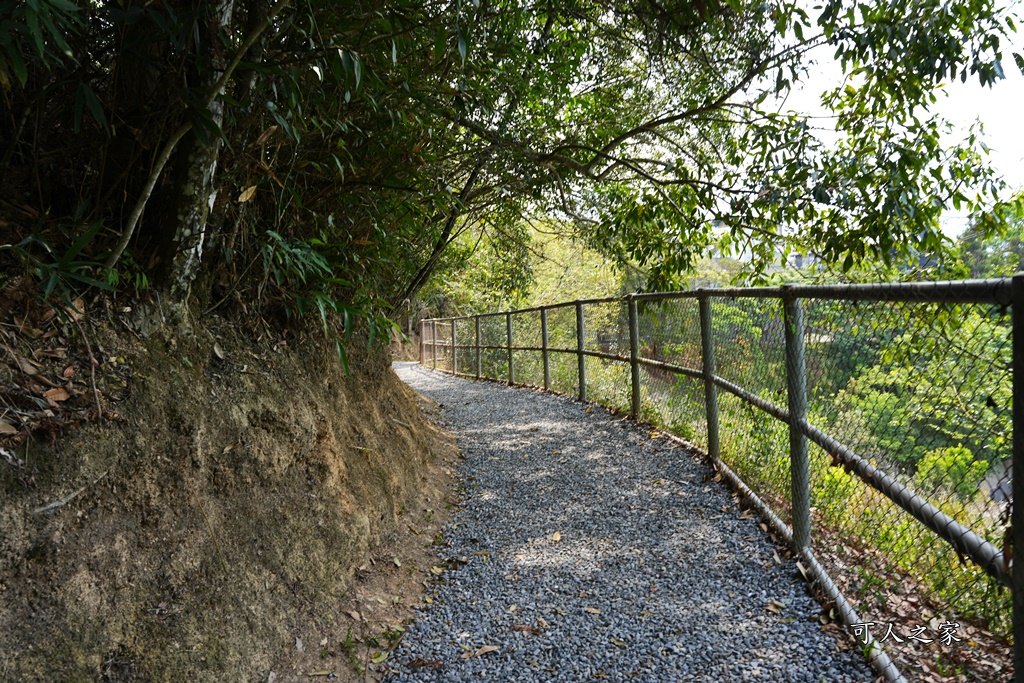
left=387, top=362, right=872, bottom=682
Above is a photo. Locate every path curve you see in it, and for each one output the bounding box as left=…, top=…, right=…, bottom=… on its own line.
left=388, top=362, right=871, bottom=683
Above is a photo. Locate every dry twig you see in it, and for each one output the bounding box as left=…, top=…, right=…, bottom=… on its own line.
left=68, top=314, right=102, bottom=420
left=32, top=470, right=109, bottom=515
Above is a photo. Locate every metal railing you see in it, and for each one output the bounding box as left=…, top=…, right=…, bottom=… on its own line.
left=419, top=276, right=1023, bottom=683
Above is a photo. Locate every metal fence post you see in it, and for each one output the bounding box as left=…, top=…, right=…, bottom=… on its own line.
left=475, top=315, right=481, bottom=380
left=628, top=295, right=641, bottom=418
left=419, top=320, right=424, bottom=365
left=1013, top=273, right=1024, bottom=683
left=541, top=307, right=550, bottom=391
left=506, top=312, right=515, bottom=384
left=698, top=294, right=720, bottom=460
left=783, top=286, right=811, bottom=551
left=576, top=301, right=587, bottom=401
left=431, top=320, right=437, bottom=370
left=451, top=319, right=458, bottom=376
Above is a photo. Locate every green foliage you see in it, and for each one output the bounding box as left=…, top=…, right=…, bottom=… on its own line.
left=421, top=223, right=535, bottom=314
left=259, top=230, right=397, bottom=372
left=525, top=231, right=624, bottom=305
left=0, top=0, right=80, bottom=89
left=103, top=254, right=150, bottom=294
left=829, top=306, right=1010, bottom=468
left=261, top=231, right=333, bottom=293
left=423, top=221, right=625, bottom=315
left=6, top=221, right=113, bottom=300
left=586, top=359, right=631, bottom=415
left=915, top=445, right=989, bottom=501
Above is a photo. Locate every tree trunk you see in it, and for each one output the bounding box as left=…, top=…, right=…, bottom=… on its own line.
left=165, top=0, right=236, bottom=304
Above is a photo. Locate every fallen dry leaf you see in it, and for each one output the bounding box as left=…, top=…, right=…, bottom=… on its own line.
left=62, top=365, right=74, bottom=378
left=15, top=355, right=41, bottom=376
left=65, top=298, right=85, bottom=322
left=16, top=321, right=43, bottom=339
left=584, top=607, right=600, bottom=614
left=0, top=419, right=17, bottom=434
left=345, top=610, right=361, bottom=621
left=407, top=658, right=443, bottom=670
left=238, top=185, right=257, bottom=203
left=461, top=644, right=500, bottom=659
left=551, top=531, right=561, bottom=542
left=43, top=387, right=70, bottom=402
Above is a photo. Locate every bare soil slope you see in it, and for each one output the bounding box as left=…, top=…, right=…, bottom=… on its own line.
left=0, top=301, right=452, bottom=682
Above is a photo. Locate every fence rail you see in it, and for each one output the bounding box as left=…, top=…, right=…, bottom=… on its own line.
left=419, top=276, right=1024, bottom=683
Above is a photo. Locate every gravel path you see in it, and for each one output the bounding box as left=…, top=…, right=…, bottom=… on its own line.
left=389, top=362, right=872, bottom=683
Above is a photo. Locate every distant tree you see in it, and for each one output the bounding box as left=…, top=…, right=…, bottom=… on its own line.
left=959, top=200, right=1024, bottom=278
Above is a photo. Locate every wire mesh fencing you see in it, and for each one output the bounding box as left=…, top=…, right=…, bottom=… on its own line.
left=419, top=277, right=1022, bottom=683
left=707, top=296, right=793, bottom=524
left=479, top=313, right=507, bottom=381
left=546, top=303, right=581, bottom=397
left=581, top=299, right=631, bottom=414
left=803, top=297, right=1013, bottom=636
left=634, top=296, right=708, bottom=450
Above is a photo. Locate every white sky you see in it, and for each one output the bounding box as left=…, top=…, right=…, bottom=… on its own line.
left=937, top=67, right=1024, bottom=236
left=778, top=14, right=1024, bottom=239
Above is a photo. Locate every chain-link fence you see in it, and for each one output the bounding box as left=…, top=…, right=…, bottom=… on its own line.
left=419, top=277, right=1022, bottom=683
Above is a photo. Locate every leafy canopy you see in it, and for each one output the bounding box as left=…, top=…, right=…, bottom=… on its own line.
left=0, top=0, right=1019, bottom=321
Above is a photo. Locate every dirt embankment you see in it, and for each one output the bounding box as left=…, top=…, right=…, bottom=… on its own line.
left=0, top=303, right=454, bottom=682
